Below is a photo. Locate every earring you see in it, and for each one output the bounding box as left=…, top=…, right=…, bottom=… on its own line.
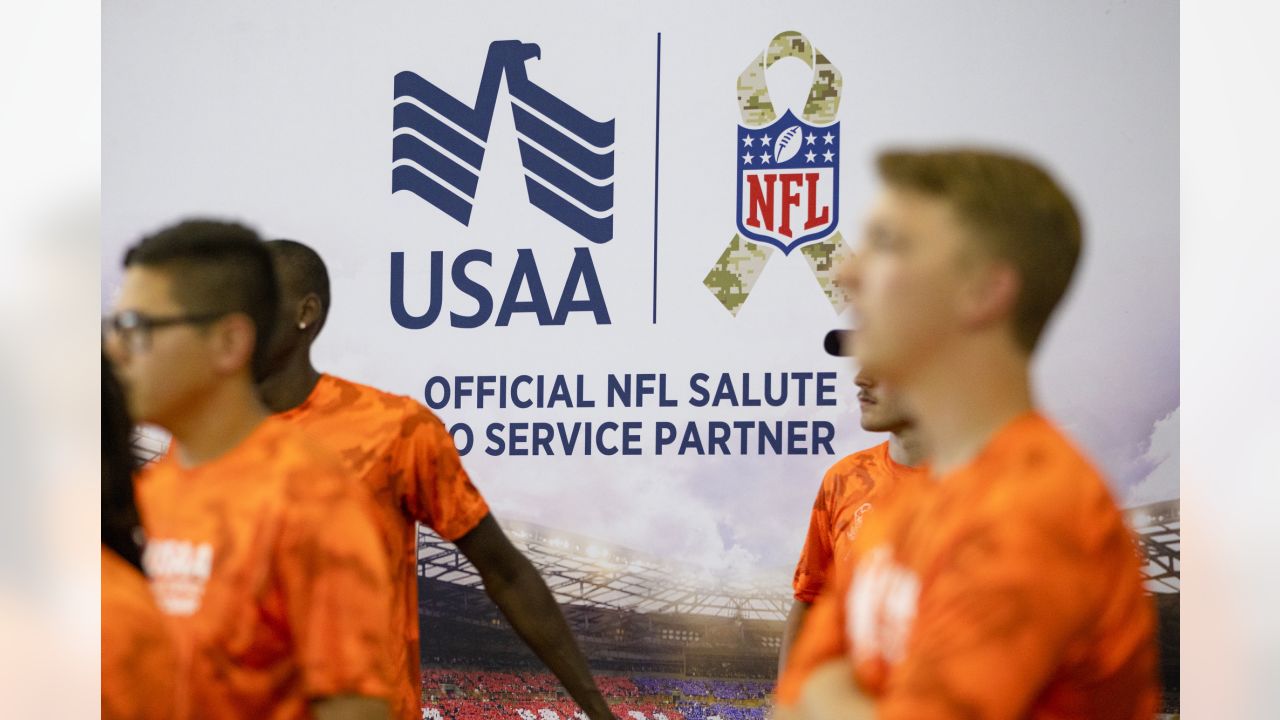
left=298, top=322, right=307, bottom=330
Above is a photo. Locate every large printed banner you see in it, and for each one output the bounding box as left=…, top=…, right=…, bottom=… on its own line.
left=103, top=1, right=1178, bottom=586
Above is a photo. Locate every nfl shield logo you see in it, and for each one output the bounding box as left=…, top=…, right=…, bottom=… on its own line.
left=736, top=110, right=840, bottom=254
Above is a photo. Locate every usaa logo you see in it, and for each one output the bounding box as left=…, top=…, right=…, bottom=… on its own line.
left=390, top=40, right=614, bottom=329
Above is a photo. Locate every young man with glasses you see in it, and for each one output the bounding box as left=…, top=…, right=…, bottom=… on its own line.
left=104, top=220, right=396, bottom=720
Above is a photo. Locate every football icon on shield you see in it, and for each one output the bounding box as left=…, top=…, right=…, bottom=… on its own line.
left=736, top=110, right=840, bottom=254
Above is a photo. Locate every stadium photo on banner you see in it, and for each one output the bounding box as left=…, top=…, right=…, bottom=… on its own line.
left=102, top=1, right=1178, bottom=719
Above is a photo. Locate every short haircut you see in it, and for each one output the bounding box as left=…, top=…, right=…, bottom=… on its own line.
left=265, top=239, right=331, bottom=332
left=102, top=354, right=143, bottom=571
left=876, top=148, right=1083, bottom=352
left=123, top=219, right=279, bottom=379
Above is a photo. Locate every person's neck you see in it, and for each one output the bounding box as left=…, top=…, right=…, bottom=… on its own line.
left=167, top=378, right=270, bottom=467
left=904, top=335, right=1035, bottom=477
left=887, top=425, right=926, bottom=467
left=258, top=347, right=323, bottom=413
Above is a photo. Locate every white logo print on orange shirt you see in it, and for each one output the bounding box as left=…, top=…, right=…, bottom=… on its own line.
left=847, top=545, right=919, bottom=664
left=143, top=539, right=214, bottom=616
left=844, top=502, right=874, bottom=543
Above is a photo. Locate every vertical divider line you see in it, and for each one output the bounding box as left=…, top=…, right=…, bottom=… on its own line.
left=651, top=32, right=662, bottom=325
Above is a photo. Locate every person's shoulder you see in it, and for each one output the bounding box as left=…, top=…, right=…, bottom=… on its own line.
left=101, top=547, right=166, bottom=628
left=326, top=374, right=444, bottom=433
left=247, top=419, right=358, bottom=500
left=101, top=547, right=149, bottom=601
left=803, top=440, right=906, bottom=512
left=134, top=445, right=180, bottom=494
left=983, top=413, right=1128, bottom=545
left=819, top=441, right=897, bottom=495
left=823, top=442, right=889, bottom=478
left=1000, top=414, right=1106, bottom=490
left=240, top=417, right=321, bottom=465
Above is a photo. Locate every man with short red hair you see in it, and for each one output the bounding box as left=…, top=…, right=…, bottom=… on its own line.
left=777, top=149, right=1158, bottom=719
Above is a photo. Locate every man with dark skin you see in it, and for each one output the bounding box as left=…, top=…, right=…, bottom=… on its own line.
left=257, top=239, right=614, bottom=720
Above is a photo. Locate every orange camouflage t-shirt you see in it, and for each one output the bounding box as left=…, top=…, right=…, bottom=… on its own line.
left=135, top=417, right=395, bottom=720
left=778, top=413, right=1158, bottom=720
left=102, top=546, right=177, bottom=720
left=276, top=374, right=490, bottom=720
left=793, top=442, right=927, bottom=603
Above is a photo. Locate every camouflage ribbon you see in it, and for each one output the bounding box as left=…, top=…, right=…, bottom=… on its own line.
left=704, top=31, right=852, bottom=316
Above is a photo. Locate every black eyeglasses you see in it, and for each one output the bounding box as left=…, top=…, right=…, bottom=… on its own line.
left=102, top=309, right=229, bottom=352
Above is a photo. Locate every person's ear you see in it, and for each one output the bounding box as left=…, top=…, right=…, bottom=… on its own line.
left=958, top=259, right=1020, bottom=333
left=209, top=313, right=257, bottom=376
left=297, top=293, right=323, bottom=332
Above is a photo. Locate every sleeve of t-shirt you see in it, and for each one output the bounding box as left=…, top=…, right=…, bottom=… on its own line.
left=792, top=473, right=837, bottom=602
left=776, top=579, right=850, bottom=706
left=876, top=517, right=1093, bottom=720
left=399, top=407, right=490, bottom=541
left=277, top=478, right=396, bottom=701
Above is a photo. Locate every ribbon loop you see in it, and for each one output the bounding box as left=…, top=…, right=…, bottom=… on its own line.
left=737, top=31, right=843, bottom=128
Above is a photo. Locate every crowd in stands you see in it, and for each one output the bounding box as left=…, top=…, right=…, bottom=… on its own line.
left=419, top=669, right=774, bottom=720
left=630, top=678, right=771, bottom=701
left=676, top=704, right=765, bottom=720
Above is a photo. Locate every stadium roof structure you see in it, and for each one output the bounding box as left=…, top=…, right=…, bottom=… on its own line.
left=423, top=500, right=1183, bottom=616
left=1124, top=499, right=1180, bottom=593
left=418, top=519, right=794, bottom=621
